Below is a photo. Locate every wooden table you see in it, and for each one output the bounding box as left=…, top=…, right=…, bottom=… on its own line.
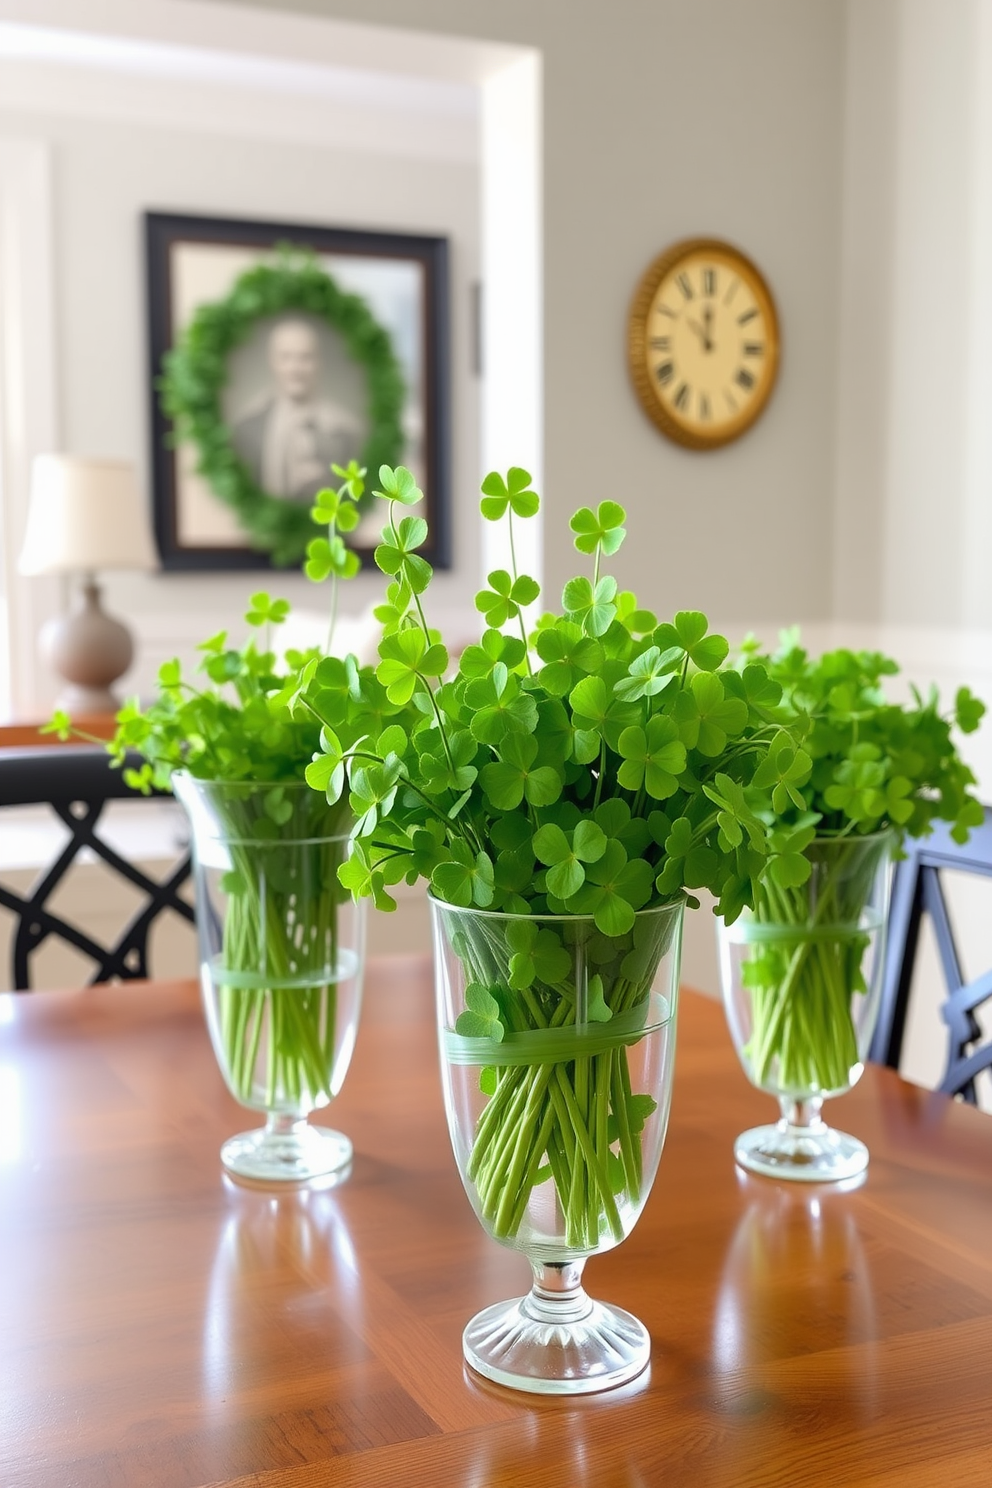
left=1, top=961, right=989, bottom=1487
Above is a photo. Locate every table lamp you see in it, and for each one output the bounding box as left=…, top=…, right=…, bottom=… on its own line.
left=18, top=455, right=158, bottom=715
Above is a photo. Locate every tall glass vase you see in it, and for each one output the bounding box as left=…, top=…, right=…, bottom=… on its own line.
left=174, top=775, right=366, bottom=1185
left=718, top=831, right=893, bottom=1183
left=431, top=898, right=684, bottom=1395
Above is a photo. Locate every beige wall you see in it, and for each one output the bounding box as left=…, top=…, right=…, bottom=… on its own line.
left=218, top=0, right=847, bottom=633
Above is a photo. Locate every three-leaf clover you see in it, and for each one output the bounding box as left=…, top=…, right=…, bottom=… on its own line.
left=479, top=466, right=540, bottom=520
left=431, top=841, right=495, bottom=907
left=532, top=819, right=608, bottom=899
left=562, top=575, right=619, bottom=638
left=454, top=983, right=505, bottom=1040
left=570, top=501, right=626, bottom=556
left=654, top=611, right=729, bottom=672
left=476, top=569, right=542, bottom=627
left=617, top=716, right=687, bottom=799
left=480, top=733, right=562, bottom=810
left=505, top=919, right=572, bottom=989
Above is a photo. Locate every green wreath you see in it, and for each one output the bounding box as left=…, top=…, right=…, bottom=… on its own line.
left=160, top=248, right=405, bottom=566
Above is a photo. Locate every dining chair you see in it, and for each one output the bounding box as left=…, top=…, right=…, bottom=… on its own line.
left=869, top=808, right=992, bottom=1104
left=0, top=746, right=193, bottom=990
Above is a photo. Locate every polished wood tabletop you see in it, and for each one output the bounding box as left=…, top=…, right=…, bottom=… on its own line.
left=1, top=959, right=990, bottom=1487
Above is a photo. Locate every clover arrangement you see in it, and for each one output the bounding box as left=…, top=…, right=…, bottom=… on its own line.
left=303, top=465, right=813, bottom=928
left=47, top=462, right=384, bottom=1121
left=726, top=633, right=985, bottom=1100
left=744, top=632, right=985, bottom=845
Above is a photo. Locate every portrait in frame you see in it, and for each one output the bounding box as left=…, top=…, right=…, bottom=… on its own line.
left=145, top=210, right=451, bottom=571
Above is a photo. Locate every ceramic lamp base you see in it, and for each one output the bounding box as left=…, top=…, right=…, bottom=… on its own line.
left=463, top=1261, right=651, bottom=1395
left=220, top=1113, right=352, bottom=1186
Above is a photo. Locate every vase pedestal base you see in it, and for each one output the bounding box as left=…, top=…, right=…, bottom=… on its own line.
left=221, top=1113, right=352, bottom=1187
left=734, top=1110, right=868, bottom=1184
left=463, top=1260, right=651, bottom=1395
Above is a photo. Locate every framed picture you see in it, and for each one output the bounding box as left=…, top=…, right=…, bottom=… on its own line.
left=145, top=210, right=451, bottom=571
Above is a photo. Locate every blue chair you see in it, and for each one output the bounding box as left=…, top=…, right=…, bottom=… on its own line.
left=0, top=746, right=193, bottom=990
left=870, top=809, right=992, bottom=1104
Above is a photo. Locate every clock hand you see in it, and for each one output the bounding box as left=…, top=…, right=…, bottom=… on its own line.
left=702, top=304, right=714, bottom=351
left=687, top=317, right=709, bottom=347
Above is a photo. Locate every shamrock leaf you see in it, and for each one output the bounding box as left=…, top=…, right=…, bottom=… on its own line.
left=584, top=974, right=613, bottom=1022
left=571, top=840, right=654, bottom=936
left=338, top=851, right=397, bottom=912
left=568, top=675, right=640, bottom=752
left=460, top=629, right=528, bottom=679
left=617, top=716, right=686, bottom=799
left=419, top=728, right=478, bottom=794
left=375, top=464, right=423, bottom=505
left=431, top=842, right=495, bottom=908
left=479, top=466, right=540, bottom=520
left=653, top=611, right=729, bottom=672
left=262, top=786, right=293, bottom=826
left=373, top=576, right=414, bottom=635
left=534, top=622, right=605, bottom=697
left=532, top=818, right=608, bottom=899
left=562, top=574, right=619, bottom=638
left=703, top=772, right=769, bottom=852
left=376, top=628, right=448, bottom=705
left=465, top=667, right=538, bottom=745
left=569, top=501, right=626, bottom=556
left=158, top=658, right=182, bottom=691
left=305, top=534, right=360, bottom=582
left=955, top=686, right=985, bottom=734
left=305, top=747, right=345, bottom=804
left=480, top=732, right=562, bottom=810
left=454, top=983, right=505, bottom=1040
left=41, top=708, right=73, bottom=742
left=750, top=730, right=812, bottom=813
left=614, top=644, right=682, bottom=702
left=350, top=756, right=403, bottom=836
left=476, top=569, right=542, bottom=627
left=823, top=744, right=887, bottom=824
left=375, top=520, right=432, bottom=593
left=245, top=592, right=290, bottom=628
left=615, top=591, right=658, bottom=636
left=505, top=919, right=572, bottom=989
left=655, top=815, right=719, bottom=893
left=765, top=823, right=817, bottom=889
left=673, top=672, right=748, bottom=756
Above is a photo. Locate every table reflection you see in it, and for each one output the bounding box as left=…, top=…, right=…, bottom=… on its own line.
left=461, top=1361, right=653, bottom=1485
left=711, top=1169, right=878, bottom=1414
left=202, top=1179, right=363, bottom=1402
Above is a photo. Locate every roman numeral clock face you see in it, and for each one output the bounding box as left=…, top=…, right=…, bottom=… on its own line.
left=627, top=240, right=780, bottom=450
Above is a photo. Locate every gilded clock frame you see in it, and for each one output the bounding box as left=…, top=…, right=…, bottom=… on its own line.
left=627, top=237, right=780, bottom=452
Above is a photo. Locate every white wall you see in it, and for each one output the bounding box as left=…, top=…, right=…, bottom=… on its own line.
left=0, top=5, right=484, bottom=710
left=830, top=0, right=992, bottom=797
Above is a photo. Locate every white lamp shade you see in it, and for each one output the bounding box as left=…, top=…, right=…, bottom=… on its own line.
left=19, top=455, right=158, bottom=576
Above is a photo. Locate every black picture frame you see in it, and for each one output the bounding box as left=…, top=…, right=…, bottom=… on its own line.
left=145, top=210, right=451, bottom=572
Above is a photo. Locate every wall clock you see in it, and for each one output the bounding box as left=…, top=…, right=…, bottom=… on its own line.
left=627, top=238, right=780, bottom=450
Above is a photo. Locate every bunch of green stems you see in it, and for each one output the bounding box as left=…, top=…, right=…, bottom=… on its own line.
left=451, top=916, right=670, bottom=1251
left=215, top=833, right=348, bottom=1111
left=742, top=835, right=888, bottom=1095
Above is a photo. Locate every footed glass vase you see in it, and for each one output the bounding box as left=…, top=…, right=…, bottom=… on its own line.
left=718, top=831, right=892, bottom=1183
left=174, top=775, right=366, bottom=1185
left=431, top=898, right=684, bottom=1395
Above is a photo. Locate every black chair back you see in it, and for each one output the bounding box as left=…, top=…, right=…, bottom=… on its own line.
left=0, top=747, right=193, bottom=990
left=870, top=808, right=992, bottom=1104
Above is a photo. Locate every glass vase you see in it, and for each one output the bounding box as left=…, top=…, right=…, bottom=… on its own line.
left=718, top=831, right=893, bottom=1183
left=431, top=897, right=684, bottom=1395
left=174, top=774, right=366, bottom=1185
